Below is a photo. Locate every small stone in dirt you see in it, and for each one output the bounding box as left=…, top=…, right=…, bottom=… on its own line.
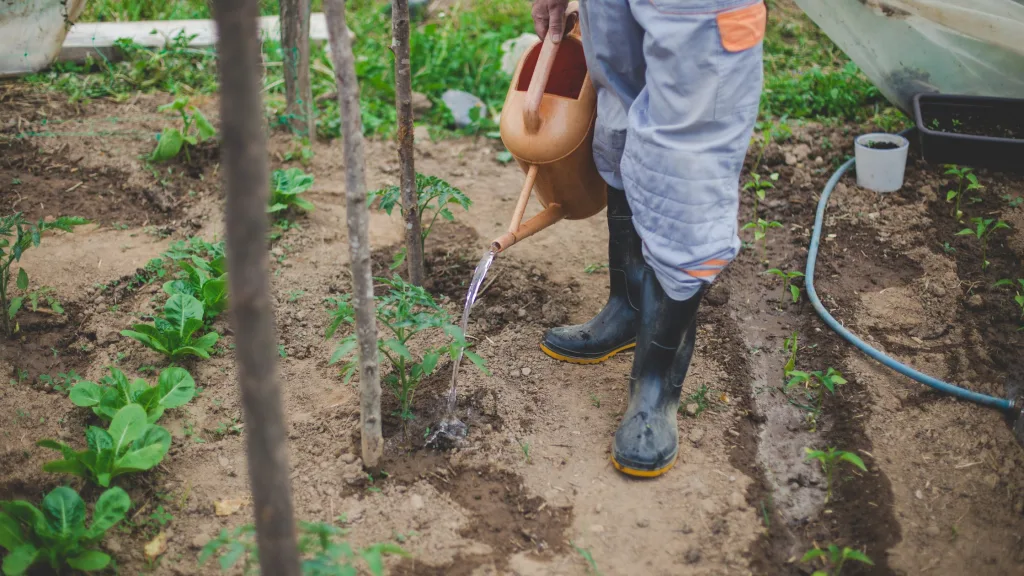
left=340, top=453, right=358, bottom=465
left=792, top=143, right=811, bottom=161
left=517, top=308, right=527, bottom=318
left=190, top=533, right=208, bottom=550
left=410, top=494, right=425, bottom=510
left=341, top=462, right=365, bottom=485
left=684, top=403, right=699, bottom=417
left=589, top=524, right=605, bottom=533
left=684, top=547, right=701, bottom=564
left=814, top=156, right=824, bottom=165
left=925, top=525, right=941, bottom=537
left=966, top=294, right=984, bottom=310
left=930, top=284, right=947, bottom=297
left=105, top=538, right=123, bottom=554
left=688, top=428, right=705, bottom=445
left=542, top=301, right=568, bottom=325
left=705, top=285, right=730, bottom=306
left=680, top=522, right=694, bottom=534
left=728, top=492, right=745, bottom=509
left=521, top=367, right=532, bottom=377
left=984, top=473, right=1000, bottom=489
left=915, top=489, right=924, bottom=500
left=636, top=518, right=650, bottom=528
left=785, top=152, right=798, bottom=166
left=595, top=503, right=602, bottom=513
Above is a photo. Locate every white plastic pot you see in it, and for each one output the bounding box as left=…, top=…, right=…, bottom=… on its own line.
left=854, top=133, right=910, bottom=193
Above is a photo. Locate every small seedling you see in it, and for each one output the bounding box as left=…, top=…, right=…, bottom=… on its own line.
left=0, top=486, right=130, bottom=575
left=956, top=217, right=1009, bottom=271
left=783, top=331, right=798, bottom=376
left=742, top=218, right=783, bottom=263
left=590, top=393, right=601, bottom=408
left=584, top=263, right=608, bottom=274
left=941, top=241, right=956, bottom=255
left=766, top=268, right=804, bottom=304
left=802, top=543, right=873, bottom=576
left=994, top=279, right=1024, bottom=321
left=572, top=541, right=602, bottom=576
left=804, top=447, right=867, bottom=502
left=38, top=404, right=171, bottom=487
left=520, top=440, right=531, bottom=463
left=786, top=367, right=847, bottom=415
left=150, top=96, right=216, bottom=163
left=121, top=294, right=220, bottom=361
left=268, top=168, right=316, bottom=216
left=38, top=370, right=81, bottom=395
left=326, top=275, right=487, bottom=427
left=69, top=366, right=195, bottom=423
left=369, top=174, right=472, bottom=270
left=287, top=290, right=306, bottom=302
left=944, top=164, right=982, bottom=222
left=682, top=384, right=712, bottom=417
left=1001, top=194, right=1023, bottom=208
left=742, top=172, right=778, bottom=225
left=1, top=213, right=87, bottom=336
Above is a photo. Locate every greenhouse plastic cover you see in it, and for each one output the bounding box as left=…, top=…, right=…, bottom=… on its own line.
left=793, top=0, right=1024, bottom=112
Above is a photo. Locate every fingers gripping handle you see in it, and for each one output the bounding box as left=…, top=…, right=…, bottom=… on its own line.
left=523, top=3, right=578, bottom=134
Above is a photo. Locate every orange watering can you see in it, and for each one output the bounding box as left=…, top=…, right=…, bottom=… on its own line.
left=491, top=2, right=607, bottom=252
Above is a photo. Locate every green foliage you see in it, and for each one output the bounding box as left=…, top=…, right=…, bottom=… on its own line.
left=682, top=384, right=713, bottom=418
left=121, top=294, right=220, bottom=360
left=1, top=213, right=87, bottom=336
left=0, top=486, right=130, bottom=575
left=584, top=263, right=608, bottom=275
left=39, top=405, right=170, bottom=487
left=369, top=174, right=472, bottom=270
left=162, top=254, right=228, bottom=322
left=783, top=331, right=798, bottom=376
left=200, top=519, right=408, bottom=576
left=151, top=96, right=216, bottom=162
left=804, top=447, right=867, bottom=502
left=766, top=268, right=804, bottom=304
left=786, top=367, right=847, bottom=418
left=162, top=237, right=225, bottom=264
left=38, top=371, right=82, bottom=396
left=269, top=168, right=316, bottom=216
left=326, top=275, right=487, bottom=423
left=70, top=366, right=196, bottom=423
left=742, top=218, right=783, bottom=263
left=762, top=62, right=881, bottom=121
left=572, top=541, right=602, bottom=576
left=956, top=217, right=1010, bottom=271
left=944, top=165, right=982, bottom=222
left=802, top=543, right=874, bottom=576
left=743, top=172, right=778, bottom=225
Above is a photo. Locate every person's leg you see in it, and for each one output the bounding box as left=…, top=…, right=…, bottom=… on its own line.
left=540, top=0, right=648, bottom=364
left=612, top=0, right=765, bottom=477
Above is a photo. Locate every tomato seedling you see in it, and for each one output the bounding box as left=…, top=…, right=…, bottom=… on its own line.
left=944, top=164, right=982, bottom=222
left=956, top=217, right=1009, bottom=271
left=766, top=268, right=804, bottom=304
left=802, top=543, right=873, bottom=576
left=268, top=168, right=316, bottom=216
left=804, top=446, right=867, bottom=502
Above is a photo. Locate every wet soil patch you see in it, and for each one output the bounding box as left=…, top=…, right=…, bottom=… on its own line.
left=0, top=139, right=180, bottom=225
left=1, top=305, right=92, bottom=384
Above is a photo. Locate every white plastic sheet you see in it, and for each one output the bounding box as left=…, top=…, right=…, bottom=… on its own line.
left=793, top=0, right=1024, bottom=112
left=0, top=0, right=86, bottom=77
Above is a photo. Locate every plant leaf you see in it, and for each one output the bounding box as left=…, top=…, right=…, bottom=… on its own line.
left=801, top=548, right=826, bottom=562
left=0, top=512, right=26, bottom=552
left=69, top=381, right=103, bottom=408
left=42, top=486, right=86, bottom=538
left=842, top=548, right=875, bottom=565
left=155, top=367, right=195, bottom=409
left=85, top=487, right=130, bottom=541
left=67, top=550, right=111, bottom=571
left=193, top=110, right=216, bottom=141
left=1, top=543, right=39, bottom=575
left=382, top=339, right=412, bottom=360
left=114, top=425, right=171, bottom=474
left=16, top=268, right=28, bottom=291
left=108, top=404, right=148, bottom=456
left=151, top=128, right=185, bottom=162
left=464, top=350, right=490, bottom=375
left=329, top=339, right=358, bottom=366
left=121, top=329, right=170, bottom=356
left=839, top=451, right=868, bottom=472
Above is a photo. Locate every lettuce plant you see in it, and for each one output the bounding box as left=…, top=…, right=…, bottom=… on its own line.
left=121, top=294, right=219, bottom=360
left=0, top=486, right=130, bottom=575
left=162, top=257, right=228, bottom=322
left=69, top=366, right=196, bottom=424
left=269, top=168, right=316, bottom=215
left=38, top=404, right=171, bottom=487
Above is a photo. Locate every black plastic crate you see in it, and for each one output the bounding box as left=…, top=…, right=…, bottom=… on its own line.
left=913, top=93, right=1024, bottom=173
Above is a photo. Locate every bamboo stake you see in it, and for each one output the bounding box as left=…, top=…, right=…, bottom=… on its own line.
left=280, top=0, right=314, bottom=137
left=212, top=0, right=300, bottom=573
left=324, top=0, right=383, bottom=469
left=391, top=0, right=425, bottom=286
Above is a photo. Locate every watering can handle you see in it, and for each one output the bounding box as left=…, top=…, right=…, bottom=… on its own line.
left=523, top=3, right=579, bottom=134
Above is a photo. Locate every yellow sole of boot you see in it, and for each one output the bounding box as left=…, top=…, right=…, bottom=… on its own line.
left=610, top=452, right=678, bottom=478
left=539, top=342, right=636, bottom=365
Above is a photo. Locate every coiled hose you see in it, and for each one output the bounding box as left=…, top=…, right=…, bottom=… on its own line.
left=804, top=136, right=1015, bottom=413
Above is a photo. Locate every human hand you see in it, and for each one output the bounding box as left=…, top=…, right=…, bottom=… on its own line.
left=531, top=0, right=570, bottom=43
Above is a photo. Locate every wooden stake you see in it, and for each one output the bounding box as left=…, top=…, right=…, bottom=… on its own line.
left=391, top=0, right=425, bottom=286
left=280, top=0, right=314, bottom=137
left=212, top=1, right=300, bottom=574
left=324, top=0, right=383, bottom=469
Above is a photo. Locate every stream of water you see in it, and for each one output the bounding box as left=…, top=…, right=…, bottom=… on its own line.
left=427, top=247, right=497, bottom=446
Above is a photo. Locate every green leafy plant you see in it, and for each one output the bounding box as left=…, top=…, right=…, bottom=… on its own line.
left=0, top=486, right=130, bottom=575
left=121, top=294, right=220, bottom=360
left=38, top=371, right=82, bottom=396
left=804, top=447, right=867, bottom=502
left=1001, top=194, right=1023, bottom=209
left=584, top=263, right=608, bottom=274
left=69, top=366, right=196, bottom=424
left=944, top=165, right=982, bottom=221
left=742, top=218, right=783, bottom=263
left=369, top=174, right=472, bottom=270
left=269, top=168, right=316, bottom=216
left=956, top=217, right=1010, bottom=271
left=150, top=96, right=216, bottom=162
left=326, top=275, right=487, bottom=424
left=162, top=255, right=228, bottom=322
left=1, top=213, right=87, bottom=336
left=200, top=520, right=407, bottom=575
left=743, top=172, right=778, bottom=225
left=766, top=268, right=804, bottom=304
left=38, top=404, right=171, bottom=487
left=783, top=331, right=798, bottom=376
left=682, top=384, right=712, bottom=417
left=786, top=367, right=847, bottom=416
left=801, top=544, right=873, bottom=576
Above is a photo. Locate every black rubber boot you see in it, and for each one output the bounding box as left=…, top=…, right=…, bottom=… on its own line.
left=540, top=187, right=644, bottom=364
left=611, top=266, right=703, bottom=478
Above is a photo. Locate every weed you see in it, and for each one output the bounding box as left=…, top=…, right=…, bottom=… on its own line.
left=0, top=486, right=130, bottom=575
left=38, top=370, right=82, bottom=395
left=150, top=96, right=216, bottom=163
left=326, top=276, right=487, bottom=425
left=1, top=213, right=87, bottom=336
left=783, top=331, right=799, bottom=376
left=682, top=384, right=715, bottom=417
left=804, top=447, right=867, bottom=502
left=766, top=268, right=804, bottom=304
left=572, top=541, right=602, bottom=576
left=121, top=294, right=220, bottom=360
left=200, top=520, right=407, bottom=575
left=282, top=138, right=315, bottom=166
left=213, top=418, right=243, bottom=438
left=1001, top=194, right=1023, bottom=209
left=520, top=440, right=531, bottom=463
left=39, top=404, right=171, bottom=487
left=786, top=367, right=847, bottom=417
left=941, top=241, right=956, bottom=254
left=742, top=218, right=783, bottom=263
left=956, top=217, right=1010, bottom=271
left=287, top=290, right=306, bottom=303
left=369, top=174, right=471, bottom=270
left=801, top=543, right=873, bottom=576
left=9, top=368, right=29, bottom=387
left=70, top=366, right=196, bottom=423
left=944, top=165, right=982, bottom=221
left=584, top=263, right=609, bottom=274
left=269, top=168, right=316, bottom=216
left=278, top=344, right=287, bottom=359
left=590, top=393, right=601, bottom=408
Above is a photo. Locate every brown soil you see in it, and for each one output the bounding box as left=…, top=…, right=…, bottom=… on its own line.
left=3, top=79, right=1024, bottom=576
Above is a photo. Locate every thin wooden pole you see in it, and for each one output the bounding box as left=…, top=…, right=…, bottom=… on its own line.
left=324, top=0, right=383, bottom=469
left=391, top=0, right=425, bottom=286
left=280, top=0, right=314, bottom=137
left=211, top=1, right=300, bottom=574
